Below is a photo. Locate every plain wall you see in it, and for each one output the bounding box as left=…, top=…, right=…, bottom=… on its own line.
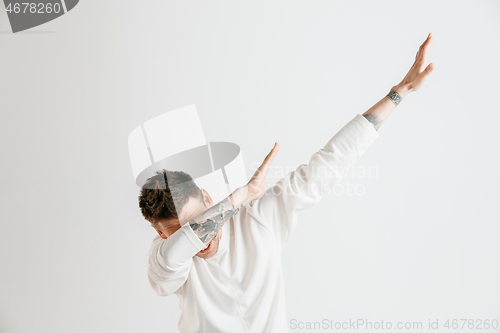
left=1, top=1, right=499, bottom=332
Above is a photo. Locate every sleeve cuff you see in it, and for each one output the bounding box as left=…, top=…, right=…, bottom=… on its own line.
left=353, top=113, right=379, bottom=139
left=180, top=221, right=207, bottom=252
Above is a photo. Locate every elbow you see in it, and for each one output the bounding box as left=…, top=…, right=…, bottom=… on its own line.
left=148, top=273, right=178, bottom=297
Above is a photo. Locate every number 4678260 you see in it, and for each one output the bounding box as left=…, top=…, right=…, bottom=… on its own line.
left=6, top=2, right=62, bottom=14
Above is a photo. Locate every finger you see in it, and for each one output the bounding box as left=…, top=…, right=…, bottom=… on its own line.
left=418, top=33, right=433, bottom=63
left=415, top=33, right=431, bottom=58
left=259, top=142, right=279, bottom=172
left=254, top=142, right=279, bottom=179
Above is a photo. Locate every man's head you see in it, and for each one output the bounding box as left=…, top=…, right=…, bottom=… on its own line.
left=138, top=169, right=222, bottom=259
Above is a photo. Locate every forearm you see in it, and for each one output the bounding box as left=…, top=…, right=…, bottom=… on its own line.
left=188, top=186, right=252, bottom=246
left=362, top=84, right=411, bottom=130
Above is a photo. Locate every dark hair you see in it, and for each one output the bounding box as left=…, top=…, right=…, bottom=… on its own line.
left=138, top=169, right=203, bottom=228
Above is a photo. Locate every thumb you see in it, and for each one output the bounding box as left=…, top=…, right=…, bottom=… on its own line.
left=424, top=62, right=435, bottom=73
left=413, top=63, right=435, bottom=91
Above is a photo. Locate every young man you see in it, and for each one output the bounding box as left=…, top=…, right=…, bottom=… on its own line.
left=139, top=33, right=434, bottom=333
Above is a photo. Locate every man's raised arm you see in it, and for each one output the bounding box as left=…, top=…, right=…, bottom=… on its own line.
left=246, top=33, right=435, bottom=250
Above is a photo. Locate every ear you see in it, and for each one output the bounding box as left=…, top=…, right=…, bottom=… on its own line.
left=151, top=224, right=168, bottom=239
left=200, top=188, right=213, bottom=208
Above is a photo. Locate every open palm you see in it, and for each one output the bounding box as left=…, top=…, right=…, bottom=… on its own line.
left=399, top=33, right=435, bottom=92
left=247, top=142, right=279, bottom=201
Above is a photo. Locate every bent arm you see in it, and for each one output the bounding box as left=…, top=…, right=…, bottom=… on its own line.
left=148, top=187, right=252, bottom=296
left=148, top=150, right=276, bottom=296
left=188, top=186, right=252, bottom=246
left=161, top=186, right=252, bottom=261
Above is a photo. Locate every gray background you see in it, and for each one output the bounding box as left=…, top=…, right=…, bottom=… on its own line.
left=1, top=1, right=499, bottom=332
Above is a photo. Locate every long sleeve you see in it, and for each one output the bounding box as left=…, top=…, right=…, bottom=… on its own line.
left=147, top=221, right=206, bottom=296
left=246, top=114, right=379, bottom=251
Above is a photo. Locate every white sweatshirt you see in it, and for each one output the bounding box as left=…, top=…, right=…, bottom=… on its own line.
left=147, top=114, right=379, bottom=333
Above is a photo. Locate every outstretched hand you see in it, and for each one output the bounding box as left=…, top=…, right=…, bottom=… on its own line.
left=398, top=33, right=435, bottom=93
left=246, top=142, right=279, bottom=201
